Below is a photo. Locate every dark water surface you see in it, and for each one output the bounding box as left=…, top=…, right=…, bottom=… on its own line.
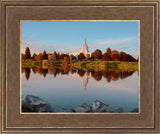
left=21, top=66, right=139, bottom=113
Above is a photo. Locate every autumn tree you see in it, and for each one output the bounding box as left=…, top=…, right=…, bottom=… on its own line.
left=78, top=53, right=86, bottom=60
left=53, top=51, right=57, bottom=56
left=70, top=54, right=77, bottom=60
left=102, top=52, right=111, bottom=61
left=31, top=53, right=37, bottom=60
left=106, top=48, right=111, bottom=55
left=52, top=51, right=58, bottom=60
left=111, top=50, right=120, bottom=61
left=43, top=51, right=48, bottom=60
left=119, top=52, right=128, bottom=61
left=120, top=52, right=136, bottom=62
left=60, top=53, right=68, bottom=60
left=127, top=54, right=136, bottom=62
left=35, top=53, right=44, bottom=61
left=25, top=47, right=31, bottom=59
left=21, top=54, right=26, bottom=61
left=62, top=57, right=70, bottom=66
left=61, top=57, right=70, bottom=74
left=57, top=52, right=60, bottom=60
left=86, top=54, right=91, bottom=60
left=91, top=49, right=102, bottom=60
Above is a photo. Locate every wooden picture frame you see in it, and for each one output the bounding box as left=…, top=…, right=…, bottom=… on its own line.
left=0, top=0, right=159, bottom=133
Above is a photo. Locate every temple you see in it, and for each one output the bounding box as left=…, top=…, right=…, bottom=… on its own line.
left=80, top=37, right=89, bottom=55
left=72, top=37, right=91, bottom=57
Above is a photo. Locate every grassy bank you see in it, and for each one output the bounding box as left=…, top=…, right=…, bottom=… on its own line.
left=72, top=61, right=138, bottom=71
left=22, top=61, right=42, bottom=67
left=22, top=60, right=62, bottom=67
left=22, top=60, right=138, bottom=71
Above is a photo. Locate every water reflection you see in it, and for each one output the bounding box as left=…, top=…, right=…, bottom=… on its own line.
left=22, top=66, right=135, bottom=81
left=22, top=66, right=136, bottom=92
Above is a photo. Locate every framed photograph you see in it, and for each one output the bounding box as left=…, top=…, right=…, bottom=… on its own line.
left=0, top=0, right=159, bottom=133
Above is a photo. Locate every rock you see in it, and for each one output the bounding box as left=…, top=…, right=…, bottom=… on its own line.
left=72, top=104, right=91, bottom=113
left=131, top=108, right=139, bottom=112
left=92, top=100, right=109, bottom=112
left=22, top=95, right=54, bottom=112
left=110, top=107, right=124, bottom=113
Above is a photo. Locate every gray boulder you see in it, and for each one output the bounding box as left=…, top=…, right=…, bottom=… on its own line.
left=72, top=104, right=91, bottom=113
left=130, top=108, right=139, bottom=112
left=110, top=107, right=124, bottom=113
left=22, top=95, right=54, bottom=112
left=92, top=100, right=109, bottom=112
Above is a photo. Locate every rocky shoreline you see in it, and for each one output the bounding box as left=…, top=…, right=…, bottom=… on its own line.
left=22, top=95, right=138, bottom=113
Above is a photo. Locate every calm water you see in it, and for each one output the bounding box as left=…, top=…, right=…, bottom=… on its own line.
left=21, top=66, right=139, bottom=113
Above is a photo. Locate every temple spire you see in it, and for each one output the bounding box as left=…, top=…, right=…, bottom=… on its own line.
left=84, top=37, right=86, bottom=44
left=80, top=37, right=89, bottom=55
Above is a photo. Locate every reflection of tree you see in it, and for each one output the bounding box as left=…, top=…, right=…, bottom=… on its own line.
left=77, top=69, right=86, bottom=77
left=41, top=69, right=48, bottom=77
left=48, top=68, right=61, bottom=77
left=21, top=67, right=24, bottom=73
left=71, top=69, right=77, bottom=74
left=32, top=67, right=36, bottom=74
left=102, top=71, right=111, bottom=83
left=86, top=70, right=91, bottom=76
left=137, top=70, right=139, bottom=76
left=61, top=65, right=69, bottom=75
left=22, top=66, right=135, bottom=82
left=24, top=67, right=31, bottom=80
left=31, top=67, right=48, bottom=77
left=120, top=71, right=134, bottom=79
left=111, top=71, right=120, bottom=81
left=91, top=71, right=102, bottom=81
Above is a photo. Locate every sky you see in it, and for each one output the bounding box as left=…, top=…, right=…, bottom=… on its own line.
left=21, top=21, right=139, bottom=58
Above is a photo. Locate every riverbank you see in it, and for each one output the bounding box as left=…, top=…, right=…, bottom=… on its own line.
left=72, top=61, right=138, bottom=71
left=22, top=60, right=138, bottom=71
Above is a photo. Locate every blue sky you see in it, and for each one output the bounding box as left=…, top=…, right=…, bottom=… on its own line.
left=21, top=21, right=139, bottom=58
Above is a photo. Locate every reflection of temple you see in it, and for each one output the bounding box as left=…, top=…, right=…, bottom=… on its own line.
left=81, top=75, right=89, bottom=93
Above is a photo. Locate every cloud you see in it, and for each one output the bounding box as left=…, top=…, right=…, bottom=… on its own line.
left=89, top=38, right=133, bottom=49
left=112, top=46, right=130, bottom=50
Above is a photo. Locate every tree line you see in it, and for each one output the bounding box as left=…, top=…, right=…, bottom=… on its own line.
left=22, top=47, right=138, bottom=62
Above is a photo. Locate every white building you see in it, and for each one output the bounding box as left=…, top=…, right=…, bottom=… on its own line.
left=72, top=37, right=91, bottom=57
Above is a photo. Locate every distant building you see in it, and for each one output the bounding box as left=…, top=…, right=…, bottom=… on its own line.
left=73, top=37, right=91, bottom=57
